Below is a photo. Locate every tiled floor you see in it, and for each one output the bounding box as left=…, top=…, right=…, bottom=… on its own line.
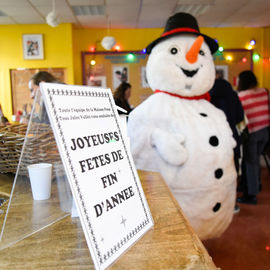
left=203, top=167, right=270, bottom=270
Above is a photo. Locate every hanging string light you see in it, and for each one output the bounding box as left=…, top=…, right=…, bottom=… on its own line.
left=250, top=39, right=256, bottom=46
left=226, top=55, right=233, bottom=61
left=218, top=46, right=224, bottom=52
left=127, top=53, right=135, bottom=61
left=253, top=53, right=260, bottom=61
left=89, top=45, right=96, bottom=52
left=114, top=45, right=121, bottom=51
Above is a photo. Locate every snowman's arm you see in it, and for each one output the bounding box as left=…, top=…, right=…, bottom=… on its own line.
left=151, top=128, right=188, bottom=165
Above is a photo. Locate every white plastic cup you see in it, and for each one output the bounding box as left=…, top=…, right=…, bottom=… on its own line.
left=27, top=163, right=52, bottom=200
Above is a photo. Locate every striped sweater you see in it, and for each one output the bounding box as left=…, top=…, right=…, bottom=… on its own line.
left=238, top=88, right=270, bottom=133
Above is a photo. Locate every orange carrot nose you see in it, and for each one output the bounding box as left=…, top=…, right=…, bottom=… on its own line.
left=186, top=36, right=204, bottom=64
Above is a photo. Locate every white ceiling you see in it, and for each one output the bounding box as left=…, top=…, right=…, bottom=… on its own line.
left=1, top=0, right=270, bottom=29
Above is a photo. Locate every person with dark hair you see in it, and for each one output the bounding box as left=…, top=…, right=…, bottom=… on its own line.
left=113, top=82, right=133, bottom=115
left=29, top=71, right=60, bottom=123
left=29, top=71, right=59, bottom=99
left=210, top=72, right=245, bottom=173
left=209, top=71, right=245, bottom=213
left=237, top=70, right=270, bottom=204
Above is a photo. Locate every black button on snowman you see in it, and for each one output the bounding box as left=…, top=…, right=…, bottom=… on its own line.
left=127, top=12, right=237, bottom=240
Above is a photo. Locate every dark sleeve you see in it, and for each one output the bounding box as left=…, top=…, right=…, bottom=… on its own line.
left=232, top=91, right=245, bottom=124
left=114, top=98, right=121, bottom=107
left=114, top=98, right=132, bottom=115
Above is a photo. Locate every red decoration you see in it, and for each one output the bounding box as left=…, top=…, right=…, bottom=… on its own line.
left=89, top=46, right=96, bottom=52
left=155, top=89, right=211, bottom=101
left=114, top=45, right=121, bottom=51
left=161, top=27, right=199, bottom=37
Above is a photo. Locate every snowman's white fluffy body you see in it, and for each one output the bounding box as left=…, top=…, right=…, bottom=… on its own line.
left=127, top=35, right=237, bottom=239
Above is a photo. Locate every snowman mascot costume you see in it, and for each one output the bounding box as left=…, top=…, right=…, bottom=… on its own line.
left=127, top=13, right=237, bottom=240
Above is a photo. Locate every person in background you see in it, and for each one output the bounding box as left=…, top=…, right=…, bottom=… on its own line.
left=29, top=71, right=60, bottom=124
left=209, top=70, right=245, bottom=213
left=113, top=82, right=133, bottom=115
left=121, top=67, right=128, bottom=82
left=29, top=71, right=59, bottom=99
left=237, top=70, right=270, bottom=204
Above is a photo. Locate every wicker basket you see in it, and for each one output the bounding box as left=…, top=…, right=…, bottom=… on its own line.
left=0, top=124, right=27, bottom=173
left=0, top=123, right=62, bottom=174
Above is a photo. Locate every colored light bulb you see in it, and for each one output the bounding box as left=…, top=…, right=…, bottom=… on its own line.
left=89, top=46, right=96, bottom=52
left=115, top=45, right=121, bottom=51
left=253, top=54, right=260, bottom=61
left=218, top=47, right=224, bottom=52
left=127, top=53, right=135, bottom=60
left=250, top=39, right=256, bottom=46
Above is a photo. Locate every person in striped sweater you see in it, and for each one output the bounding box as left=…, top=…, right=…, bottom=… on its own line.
left=237, top=70, right=270, bottom=204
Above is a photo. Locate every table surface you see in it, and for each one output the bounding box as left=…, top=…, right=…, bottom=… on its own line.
left=0, top=171, right=218, bottom=270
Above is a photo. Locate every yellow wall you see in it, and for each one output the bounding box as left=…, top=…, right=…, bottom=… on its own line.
left=0, top=23, right=74, bottom=120
left=72, top=28, right=163, bottom=86
left=1, top=24, right=270, bottom=119
left=72, top=27, right=265, bottom=87
left=262, top=27, right=270, bottom=89
left=203, top=27, right=264, bottom=87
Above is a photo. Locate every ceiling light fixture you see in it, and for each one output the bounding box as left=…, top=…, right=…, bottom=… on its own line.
left=101, top=16, right=116, bottom=50
left=101, top=36, right=116, bottom=50
left=46, top=0, right=60, bottom=27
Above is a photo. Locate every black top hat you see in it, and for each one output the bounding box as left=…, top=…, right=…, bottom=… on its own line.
left=145, top=12, right=218, bottom=55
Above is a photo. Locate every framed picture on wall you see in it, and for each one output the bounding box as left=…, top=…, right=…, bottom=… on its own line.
left=87, top=75, right=107, bottom=87
left=215, top=65, right=229, bottom=80
left=112, top=65, right=129, bottom=90
left=81, top=51, right=153, bottom=107
left=141, top=66, right=149, bottom=88
left=23, top=34, right=44, bottom=60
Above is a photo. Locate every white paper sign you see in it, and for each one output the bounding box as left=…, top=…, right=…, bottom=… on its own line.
left=40, top=83, right=154, bottom=270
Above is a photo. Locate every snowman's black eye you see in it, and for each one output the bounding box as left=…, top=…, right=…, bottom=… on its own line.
left=199, top=50, right=205, bottom=56
left=170, top=47, right=178, bottom=54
